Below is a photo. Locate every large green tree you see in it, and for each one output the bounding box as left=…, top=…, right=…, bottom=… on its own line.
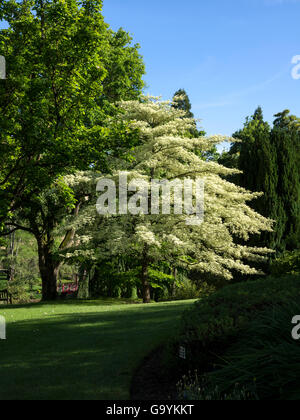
left=221, top=107, right=300, bottom=252
left=0, top=0, right=145, bottom=300
left=0, top=0, right=144, bottom=228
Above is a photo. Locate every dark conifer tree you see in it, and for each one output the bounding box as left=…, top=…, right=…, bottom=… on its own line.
left=172, top=89, right=194, bottom=118
left=271, top=112, right=300, bottom=250
left=172, top=89, right=217, bottom=160
left=221, top=107, right=300, bottom=252
left=220, top=108, right=278, bottom=251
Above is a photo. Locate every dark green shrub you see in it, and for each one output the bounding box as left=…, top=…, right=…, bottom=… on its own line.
left=158, top=278, right=215, bottom=302
left=173, top=275, right=300, bottom=400
left=180, top=275, right=300, bottom=347
left=202, top=300, right=300, bottom=400
left=270, top=250, right=300, bottom=276
left=174, top=275, right=300, bottom=376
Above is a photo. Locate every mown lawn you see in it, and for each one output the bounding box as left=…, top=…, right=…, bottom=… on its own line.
left=0, top=298, right=194, bottom=400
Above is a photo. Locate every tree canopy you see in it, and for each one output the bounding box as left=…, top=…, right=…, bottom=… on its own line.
left=0, top=0, right=145, bottom=232
left=0, top=0, right=145, bottom=300
left=67, top=97, right=273, bottom=302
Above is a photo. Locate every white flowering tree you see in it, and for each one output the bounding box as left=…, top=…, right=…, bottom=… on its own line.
left=68, top=97, right=273, bottom=303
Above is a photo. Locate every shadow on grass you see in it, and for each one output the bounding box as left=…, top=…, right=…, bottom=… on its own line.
left=0, top=301, right=193, bottom=400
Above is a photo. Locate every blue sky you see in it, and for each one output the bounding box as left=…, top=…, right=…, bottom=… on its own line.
left=103, top=0, right=300, bottom=137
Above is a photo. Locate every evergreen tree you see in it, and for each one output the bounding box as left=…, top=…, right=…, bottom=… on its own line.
left=253, top=106, right=264, bottom=122
left=271, top=112, right=300, bottom=251
left=172, top=89, right=206, bottom=137
left=172, top=89, right=194, bottom=118
left=273, top=109, right=300, bottom=130
left=233, top=108, right=280, bottom=250
left=219, top=106, right=265, bottom=173
left=222, top=107, right=300, bottom=252
left=172, top=89, right=218, bottom=161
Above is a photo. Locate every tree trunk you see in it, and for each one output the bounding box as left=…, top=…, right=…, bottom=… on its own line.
left=78, top=268, right=90, bottom=299
left=172, top=268, right=178, bottom=298
left=37, top=239, right=60, bottom=301
left=36, top=202, right=81, bottom=301
left=141, top=249, right=151, bottom=304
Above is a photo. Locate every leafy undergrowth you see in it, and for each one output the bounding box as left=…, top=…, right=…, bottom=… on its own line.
left=180, top=275, right=300, bottom=347
left=202, top=301, right=300, bottom=400
left=0, top=298, right=194, bottom=400
left=176, top=275, right=300, bottom=400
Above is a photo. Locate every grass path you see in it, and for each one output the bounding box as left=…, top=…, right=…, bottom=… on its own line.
left=0, top=299, right=194, bottom=400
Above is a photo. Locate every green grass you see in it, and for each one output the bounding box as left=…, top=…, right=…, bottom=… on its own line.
left=0, top=298, right=194, bottom=400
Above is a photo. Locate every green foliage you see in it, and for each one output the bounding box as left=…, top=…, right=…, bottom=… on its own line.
left=148, top=268, right=174, bottom=288
left=160, top=277, right=214, bottom=302
left=220, top=107, right=300, bottom=252
left=224, top=108, right=278, bottom=249
left=270, top=250, right=300, bottom=276
left=91, top=263, right=141, bottom=299
left=271, top=124, right=300, bottom=250
left=171, top=88, right=218, bottom=160
left=180, top=275, right=300, bottom=347
left=90, top=259, right=178, bottom=300
left=203, top=301, right=300, bottom=400
left=0, top=0, right=145, bottom=299
left=273, top=109, right=300, bottom=130
left=177, top=372, right=257, bottom=400
left=172, top=89, right=194, bottom=119
left=172, top=89, right=206, bottom=138
left=0, top=0, right=144, bottom=226
left=176, top=274, right=300, bottom=400
left=0, top=231, right=41, bottom=301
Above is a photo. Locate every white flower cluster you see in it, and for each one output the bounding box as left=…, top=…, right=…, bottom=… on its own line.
left=67, top=96, right=273, bottom=280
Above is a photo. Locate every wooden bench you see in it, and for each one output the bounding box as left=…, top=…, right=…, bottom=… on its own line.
left=0, top=290, right=12, bottom=305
